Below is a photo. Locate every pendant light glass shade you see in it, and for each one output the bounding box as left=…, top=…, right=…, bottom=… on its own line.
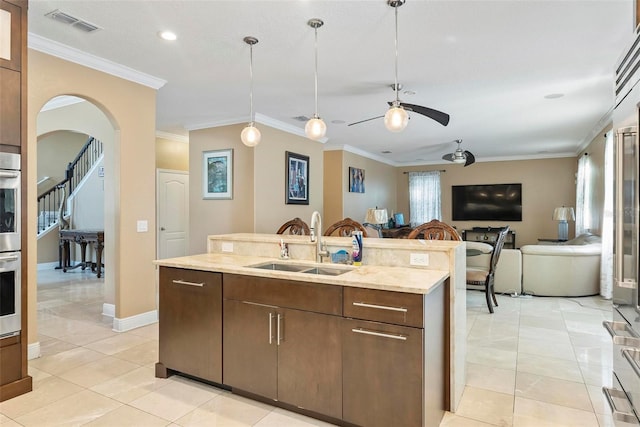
left=240, top=124, right=261, bottom=147
left=305, top=116, right=326, bottom=140
left=384, top=104, right=409, bottom=132
left=305, top=19, right=326, bottom=140
left=241, top=36, right=261, bottom=147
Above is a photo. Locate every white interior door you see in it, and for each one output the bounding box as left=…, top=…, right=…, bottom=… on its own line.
left=157, top=169, right=189, bottom=259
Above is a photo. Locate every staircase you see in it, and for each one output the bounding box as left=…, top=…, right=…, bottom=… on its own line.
left=37, top=137, right=103, bottom=235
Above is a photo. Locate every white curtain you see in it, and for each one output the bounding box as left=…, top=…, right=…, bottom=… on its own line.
left=600, top=132, right=614, bottom=299
left=576, top=153, right=590, bottom=235
left=408, top=171, right=441, bottom=226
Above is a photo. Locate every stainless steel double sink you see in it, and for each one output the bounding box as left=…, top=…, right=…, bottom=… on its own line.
left=249, top=261, right=353, bottom=276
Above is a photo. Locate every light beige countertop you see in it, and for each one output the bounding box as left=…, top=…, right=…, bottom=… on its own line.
left=153, top=252, right=449, bottom=295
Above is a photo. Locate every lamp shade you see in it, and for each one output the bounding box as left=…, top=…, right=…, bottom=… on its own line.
left=384, top=106, right=409, bottom=132
left=553, top=207, right=575, bottom=221
left=365, top=208, right=389, bottom=225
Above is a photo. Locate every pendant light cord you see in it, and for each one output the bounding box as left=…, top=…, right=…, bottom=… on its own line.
left=393, top=4, right=399, bottom=104
left=314, top=26, right=319, bottom=117
left=249, top=42, right=254, bottom=124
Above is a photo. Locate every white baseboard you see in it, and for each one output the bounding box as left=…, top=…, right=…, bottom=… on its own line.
left=102, top=303, right=115, bottom=318
left=112, top=310, right=157, bottom=332
left=28, top=341, right=41, bottom=360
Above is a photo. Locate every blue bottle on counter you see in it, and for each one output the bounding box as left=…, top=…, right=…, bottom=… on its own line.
left=352, top=231, right=363, bottom=266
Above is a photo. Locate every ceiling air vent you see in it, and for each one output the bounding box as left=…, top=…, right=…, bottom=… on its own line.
left=45, top=9, right=102, bottom=33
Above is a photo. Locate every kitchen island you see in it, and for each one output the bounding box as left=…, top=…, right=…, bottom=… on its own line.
left=153, top=233, right=466, bottom=427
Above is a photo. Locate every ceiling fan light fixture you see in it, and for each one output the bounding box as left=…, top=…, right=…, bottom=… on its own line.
left=240, top=36, right=261, bottom=147
left=305, top=18, right=327, bottom=141
left=384, top=105, right=409, bottom=132
left=452, top=155, right=466, bottom=164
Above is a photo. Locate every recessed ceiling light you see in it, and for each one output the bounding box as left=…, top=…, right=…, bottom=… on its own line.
left=381, top=150, right=392, bottom=154
left=544, top=93, right=564, bottom=99
left=403, top=90, right=416, bottom=96
left=158, top=31, right=177, bottom=41
left=331, top=119, right=345, bottom=124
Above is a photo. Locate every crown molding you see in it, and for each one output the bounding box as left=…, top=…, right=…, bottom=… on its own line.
left=28, top=33, right=167, bottom=90
left=185, top=112, right=329, bottom=143
left=577, top=106, right=613, bottom=153
left=324, top=144, right=397, bottom=166
left=155, top=131, right=189, bottom=143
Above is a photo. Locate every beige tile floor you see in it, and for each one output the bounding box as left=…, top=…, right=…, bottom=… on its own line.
left=0, top=269, right=614, bottom=426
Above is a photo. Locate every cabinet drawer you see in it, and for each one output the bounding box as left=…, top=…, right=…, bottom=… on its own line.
left=223, top=274, right=342, bottom=316
left=344, top=287, right=423, bottom=328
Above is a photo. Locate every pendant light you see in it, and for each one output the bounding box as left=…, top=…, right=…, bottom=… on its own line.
left=384, top=0, right=408, bottom=132
left=240, top=36, right=261, bottom=147
left=305, top=18, right=327, bottom=140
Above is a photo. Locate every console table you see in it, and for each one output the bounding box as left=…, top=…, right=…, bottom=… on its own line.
left=59, top=229, right=104, bottom=278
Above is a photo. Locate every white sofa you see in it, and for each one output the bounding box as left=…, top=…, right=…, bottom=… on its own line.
left=466, top=242, right=522, bottom=295
left=520, top=233, right=601, bottom=297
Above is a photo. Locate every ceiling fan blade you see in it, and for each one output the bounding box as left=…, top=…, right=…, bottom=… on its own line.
left=347, top=115, right=385, bottom=127
left=442, top=153, right=455, bottom=162
left=388, top=102, right=450, bottom=126
left=463, top=151, right=476, bottom=167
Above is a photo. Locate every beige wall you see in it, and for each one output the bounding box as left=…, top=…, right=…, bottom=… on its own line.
left=188, top=123, right=324, bottom=254
left=156, top=137, right=189, bottom=171
left=323, top=150, right=397, bottom=229
left=37, top=130, right=87, bottom=194
left=396, top=157, right=577, bottom=247
left=29, top=50, right=158, bottom=345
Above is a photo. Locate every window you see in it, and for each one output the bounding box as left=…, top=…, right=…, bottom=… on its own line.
left=408, top=171, right=441, bottom=226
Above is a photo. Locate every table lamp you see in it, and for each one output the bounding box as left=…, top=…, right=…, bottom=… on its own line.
left=553, top=207, right=575, bottom=241
left=365, top=208, right=389, bottom=232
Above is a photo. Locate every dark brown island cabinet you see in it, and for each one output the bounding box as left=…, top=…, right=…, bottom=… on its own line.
left=156, top=266, right=446, bottom=427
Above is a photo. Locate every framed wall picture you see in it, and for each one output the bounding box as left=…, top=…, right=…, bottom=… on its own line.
left=349, top=166, right=365, bottom=193
left=286, top=151, right=309, bottom=205
left=203, top=149, right=233, bottom=199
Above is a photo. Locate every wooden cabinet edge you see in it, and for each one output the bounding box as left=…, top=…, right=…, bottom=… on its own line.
left=0, top=375, right=32, bottom=402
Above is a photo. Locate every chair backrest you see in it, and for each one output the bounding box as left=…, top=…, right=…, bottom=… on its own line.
left=488, top=226, right=510, bottom=274
left=407, top=219, right=461, bottom=240
left=362, top=223, right=382, bottom=238
left=276, top=217, right=310, bottom=235
left=323, top=218, right=368, bottom=237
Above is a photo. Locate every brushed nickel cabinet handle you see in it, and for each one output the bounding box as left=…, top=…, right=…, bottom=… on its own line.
left=353, top=301, right=407, bottom=313
left=622, top=348, right=640, bottom=379
left=351, top=327, right=407, bottom=341
left=277, top=313, right=282, bottom=346
left=269, top=312, right=273, bottom=345
left=603, top=320, right=640, bottom=347
left=602, top=386, right=640, bottom=424
left=172, top=279, right=204, bottom=287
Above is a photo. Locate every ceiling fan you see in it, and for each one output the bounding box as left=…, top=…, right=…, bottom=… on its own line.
left=348, top=0, right=450, bottom=130
left=442, top=139, right=475, bottom=166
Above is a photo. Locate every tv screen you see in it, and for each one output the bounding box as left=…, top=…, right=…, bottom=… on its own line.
left=452, top=184, right=522, bottom=221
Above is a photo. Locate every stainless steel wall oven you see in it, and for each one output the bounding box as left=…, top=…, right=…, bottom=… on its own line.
left=0, top=251, right=21, bottom=337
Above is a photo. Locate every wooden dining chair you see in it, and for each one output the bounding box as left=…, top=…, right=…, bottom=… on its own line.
left=466, top=226, right=509, bottom=313
left=323, top=218, right=368, bottom=237
left=276, top=217, right=310, bottom=236
left=407, top=219, right=461, bottom=240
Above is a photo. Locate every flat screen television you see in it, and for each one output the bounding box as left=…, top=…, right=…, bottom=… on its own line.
left=452, top=183, right=522, bottom=221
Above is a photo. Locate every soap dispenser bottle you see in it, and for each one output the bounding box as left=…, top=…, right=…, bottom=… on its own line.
left=352, top=231, right=363, bottom=266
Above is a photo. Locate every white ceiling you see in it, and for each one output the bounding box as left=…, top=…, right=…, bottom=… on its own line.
left=28, top=0, right=634, bottom=165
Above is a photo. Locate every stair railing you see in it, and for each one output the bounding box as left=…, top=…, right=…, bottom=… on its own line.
left=37, top=137, right=103, bottom=234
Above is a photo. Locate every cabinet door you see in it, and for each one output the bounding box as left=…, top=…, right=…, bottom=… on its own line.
left=277, top=308, right=342, bottom=419
left=223, top=299, right=278, bottom=399
left=343, top=319, right=424, bottom=427
left=0, top=0, right=22, bottom=72
left=158, top=267, right=222, bottom=383
left=0, top=67, right=20, bottom=146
